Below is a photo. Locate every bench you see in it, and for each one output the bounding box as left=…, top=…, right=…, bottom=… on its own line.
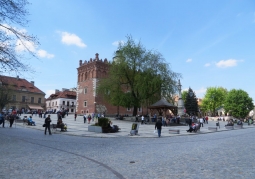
left=208, top=127, right=218, bottom=131
left=235, top=125, right=243, bottom=129
left=225, top=126, right=234, bottom=130
left=169, top=129, right=180, bottom=134
left=51, top=124, right=67, bottom=131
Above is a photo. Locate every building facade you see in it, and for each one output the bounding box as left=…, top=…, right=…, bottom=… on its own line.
left=45, top=89, right=76, bottom=113
left=76, top=53, right=146, bottom=116
left=0, top=75, right=45, bottom=112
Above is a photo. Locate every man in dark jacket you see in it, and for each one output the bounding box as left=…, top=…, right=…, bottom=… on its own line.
left=9, top=114, right=15, bottom=128
left=44, top=115, right=52, bottom=135
left=155, top=119, right=163, bottom=137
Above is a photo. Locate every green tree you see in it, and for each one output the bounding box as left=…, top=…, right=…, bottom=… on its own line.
left=181, top=90, right=188, bottom=105
left=224, top=89, right=253, bottom=118
left=98, top=36, right=181, bottom=116
left=0, top=0, right=39, bottom=73
left=0, top=83, right=13, bottom=111
left=201, top=87, right=228, bottom=116
left=184, top=88, right=198, bottom=115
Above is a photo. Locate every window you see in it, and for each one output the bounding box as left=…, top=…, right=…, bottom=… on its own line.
left=56, top=101, right=57, bottom=106
left=31, top=97, right=34, bottom=103
left=63, top=101, right=65, bottom=105
left=84, top=87, right=87, bottom=94
left=71, top=102, right=74, bottom=107
left=49, top=102, right=51, bottom=107
left=71, top=109, right=74, bottom=112
left=12, top=95, right=16, bottom=101
left=138, top=108, right=142, bottom=112
left=127, top=107, right=131, bottom=111
left=84, top=101, right=87, bottom=107
left=38, top=98, right=41, bottom=104
left=52, top=102, right=54, bottom=106
left=67, top=101, right=69, bottom=106
left=22, top=96, right=26, bottom=102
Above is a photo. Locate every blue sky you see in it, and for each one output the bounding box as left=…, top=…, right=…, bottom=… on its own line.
left=4, top=0, right=255, bottom=102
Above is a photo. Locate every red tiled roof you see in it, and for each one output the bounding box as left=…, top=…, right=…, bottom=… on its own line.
left=46, top=90, right=76, bottom=100
left=0, top=75, right=45, bottom=94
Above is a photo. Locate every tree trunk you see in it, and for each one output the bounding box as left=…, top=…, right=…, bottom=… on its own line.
left=133, top=106, right=138, bottom=116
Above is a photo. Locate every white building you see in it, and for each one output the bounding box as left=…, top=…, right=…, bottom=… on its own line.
left=45, top=88, right=76, bottom=113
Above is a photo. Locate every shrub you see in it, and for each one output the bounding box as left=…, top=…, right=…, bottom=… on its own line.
left=98, top=118, right=109, bottom=127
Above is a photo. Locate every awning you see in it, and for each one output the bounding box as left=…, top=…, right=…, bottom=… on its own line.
left=28, top=105, right=44, bottom=110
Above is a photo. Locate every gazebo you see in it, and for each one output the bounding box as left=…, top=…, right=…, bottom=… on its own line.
left=148, top=98, right=177, bottom=120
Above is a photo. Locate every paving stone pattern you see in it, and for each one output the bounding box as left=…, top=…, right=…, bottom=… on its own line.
left=0, top=114, right=255, bottom=178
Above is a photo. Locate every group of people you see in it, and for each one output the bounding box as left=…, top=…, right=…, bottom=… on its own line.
left=82, top=113, right=105, bottom=124
left=0, top=111, right=18, bottom=128
left=83, top=113, right=92, bottom=124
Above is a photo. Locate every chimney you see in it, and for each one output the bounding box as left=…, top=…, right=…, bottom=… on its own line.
left=17, top=76, right=19, bottom=80
left=79, top=60, right=82, bottom=66
left=55, top=89, right=59, bottom=94
left=30, top=81, right=34, bottom=85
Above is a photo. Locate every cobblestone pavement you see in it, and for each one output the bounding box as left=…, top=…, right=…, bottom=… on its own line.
left=10, top=114, right=255, bottom=138
left=1, top=120, right=255, bottom=179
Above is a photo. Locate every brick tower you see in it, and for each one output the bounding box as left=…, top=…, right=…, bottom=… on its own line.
left=76, top=53, right=109, bottom=115
left=76, top=53, right=146, bottom=116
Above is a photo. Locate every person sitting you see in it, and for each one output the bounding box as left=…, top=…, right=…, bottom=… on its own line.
left=187, top=123, right=196, bottom=132
left=225, top=119, right=234, bottom=126
left=237, top=119, right=243, bottom=126
left=108, top=121, right=119, bottom=132
left=27, top=116, right=36, bottom=126
left=57, top=118, right=65, bottom=131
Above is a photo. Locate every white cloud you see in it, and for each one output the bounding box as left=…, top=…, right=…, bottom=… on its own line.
left=37, top=50, right=54, bottom=59
left=60, top=32, right=86, bottom=48
left=15, top=40, right=55, bottom=59
left=45, top=90, right=55, bottom=98
left=216, top=59, right=243, bottom=68
left=15, top=39, right=36, bottom=52
left=112, top=40, right=124, bottom=46
left=195, top=87, right=206, bottom=98
left=186, top=58, right=192, bottom=63
left=0, top=23, right=27, bottom=36
left=204, top=63, right=211, bottom=67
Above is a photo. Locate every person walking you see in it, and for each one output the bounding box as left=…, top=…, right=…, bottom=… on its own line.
left=199, top=117, right=204, bottom=127
left=141, top=115, right=144, bottom=124
left=155, top=119, right=163, bottom=137
left=0, top=112, right=5, bottom=128
left=205, top=116, right=208, bottom=124
left=44, top=115, right=52, bottom=135
left=88, top=114, right=91, bottom=124
left=83, top=113, right=87, bottom=123
left=135, top=115, right=139, bottom=122
left=74, top=113, right=77, bottom=121
left=9, top=114, right=15, bottom=128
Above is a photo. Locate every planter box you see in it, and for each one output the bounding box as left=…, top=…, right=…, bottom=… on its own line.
left=88, top=125, right=95, bottom=132
left=88, top=125, right=102, bottom=133
left=94, top=126, right=102, bottom=133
